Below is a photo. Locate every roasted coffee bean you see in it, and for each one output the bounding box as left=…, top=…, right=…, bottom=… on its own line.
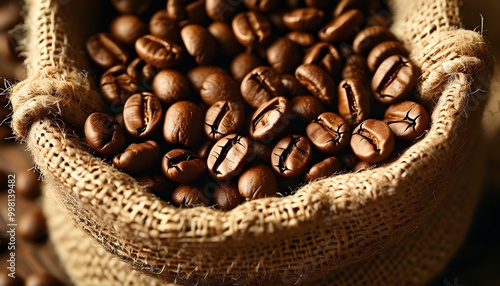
left=201, top=72, right=242, bottom=105
left=267, top=10, right=287, bottom=32
left=295, top=64, right=336, bottom=104
left=339, top=150, right=359, bottom=170
left=18, top=209, right=47, bottom=243
left=136, top=174, right=170, bottom=194
left=250, top=96, right=291, bottom=143
left=252, top=140, right=272, bottom=163
left=84, top=112, right=126, bottom=157
left=135, top=35, right=183, bottom=69
left=187, top=65, right=227, bottom=92
left=342, top=54, right=369, bottom=84
left=181, top=24, right=217, bottom=65
left=333, top=0, right=364, bottom=17
left=337, top=78, right=371, bottom=126
left=318, top=9, right=364, bottom=43
left=149, top=10, right=182, bottom=43
left=271, top=134, right=312, bottom=177
left=367, top=41, right=408, bottom=72
left=15, top=170, right=41, bottom=200
left=196, top=140, right=214, bottom=159
left=112, top=140, right=161, bottom=174
left=172, top=184, right=210, bottom=207
left=366, top=12, right=392, bottom=28
left=353, top=160, right=375, bottom=172
left=110, top=15, right=147, bottom=46
left=290, top=95, right=325, bottom=124
left=127, top=57, right=158, bottom=87
left=286, top=31, right=316, bottom=48
left=281, top=74, right=309, bottom=97
left=205, top=0, right=239, bottom=22
left=163, top=101, right=204, bottom=147
left=238, top=164, right=278, bottom=199
left=232, top=11, right=273, bottom=48
left=100, top=65, right=138, bottom=105
left=207, top=134, right=252, bottom=180
left=352, top=25, right=397, bottom=55
left=123, top=92, right=163, bottom=138
left=152, top=69, right=191, bottom=105
left=86, top=33, right=129, bottom=69
left=208, top=21, right=244, bottom=57
left=25, top=273, right=64, bottom=286
left=110, top=0, right=151, bottom=14
left=167, top=0, right=207, bottom=27
left=304, top=157, right=342, bottom=182
left=303, top=42, right=342, bottom=76
left=266, top=37, right=302, bottom=74
left=350, top=119, right=395, bottom=163
left=243, top=0, right=280, bottom=13
left=214, top=183, right=243, bottom=210
left=306, top=112, right=351, bottom=154
left=0, top=270, right=24, bottom=286
left=283, top=8, right=325, bottom=32
left=372, top=55, right=418, bottom=104
left=240, top=66, right=286, bottom=108
left=205, top=100, right=245, bottom=140
left=162, top=149, right=207, bottom=183
left=230, top=52, right=263, bottom=82
left=384, top=101, right=429, bottom=141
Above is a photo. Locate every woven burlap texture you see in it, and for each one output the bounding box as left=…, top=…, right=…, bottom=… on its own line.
left=10, top=0, right=493, bottom=284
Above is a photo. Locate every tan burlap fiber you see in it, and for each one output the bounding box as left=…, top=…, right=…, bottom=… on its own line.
left=10, top=0, right=494, bottom=284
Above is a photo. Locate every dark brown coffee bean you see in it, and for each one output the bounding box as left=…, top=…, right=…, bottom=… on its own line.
left=366, top=12, right=392, bottom=28
left=350, top=119, right=395, bottom=163
left=84, top=112, right=126, bottom=157
left=162, top=149, right=207, bottom=183
left=18, top=209, right=47, bottom=243
left=123, top=92, right=163, bottom=139
left=110, top=15, right=147, bottom=46
left=339, top=149, right=359, bottom=170
left=214, top=184, right=243, bottom=210
left=267, top=10, right=287, bottom=32
left=15, top=170, right=41, bottom=200
left=384, top=101, right=429, bottom=141
left=283, top=8, right=324, bottom=32
left=353, top=160, right=375, bottom=172
left=290, top=95, right=325, bottom=124
left=286, top=31, right=316, bottom=48
left=367, top=41, right=408, bottom=72
left=196, top=140, right=214, bottom=159
left=353, top=26, right=397, bottom=55
left=110, top=0, right=151, bottom=14
left=152, top=69, right=191, bottom=105
left=205, top=0, right=239, bottom=22
left=86, top=33, right=129, bottom=69
left=205, top=100, right=245, bottom=141
left=100, top=65, right=138, bottom=105
left=252, top=140, right=272, bottom=163
left=149, top=10, right=182, bottom=43
left=241, top=66, right=286, bottom=108
left=243, top=0, right=280, bottom=13
left=318, top=9, right=364, bottom=43
left=113, top=140, right=161, bottom=175
left=135, top=35, right=183, bottom=69
left=0, top=270, right=24, bottom=286
left=187, top=65, right=227, bottom=93
left=271, top=135, right=312, bottom=177
left=232, top=11, right=272, bottom=48
left=250, top=97, right=291, bottom=143
left=181, top=24, right=217, bottom=65
left=201, top=73, right=242, bottom=106
left=281, top=74, right=308, bottom=97
left=303, top=42, right=342, bottom=76
left=136, top=174, right=170, bottom=194
left=342, top=54, right=369, bottom=84
left=238, top=164, right=278, bottom=199
left=306, top=112, right=351, bottom=154
left=372, top=55, right=418, bottom=104
left=208, top=21, right=244, bottom=57
left=265, top=37, right=302, bottom=74
left=167, top=0, right=207, bottom=27
left=163, top=101, right=204, bottom=147
left=333, top=0, right=364, bottom=17
left=295, top=64, right=336, bottom=104
left=127, top=57, right=158, bottom=88
left=207, top=134, right=252, bottom=180
left=337, top=78, right=371, bottom=126
left=171, top=184, right=210, bottom=207
left=304, top=157, right=342, bottom=182
left=25, top=273, right=64, bottom=286
left=230, top=52, right=263, bottom=82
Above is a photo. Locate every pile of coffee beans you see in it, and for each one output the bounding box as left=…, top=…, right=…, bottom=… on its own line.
left=84, top=0, right=429, bottom=210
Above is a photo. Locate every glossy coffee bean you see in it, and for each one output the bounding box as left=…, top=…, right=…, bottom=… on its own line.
left=127, top=57, right=158, bottom=88
left=353, top=160, right=375, bottom=172
left=164, top=101, right=204, bottom=147
left=333, top=0, right=364, bottom=17
left=181, top=24, right=217, bottom=65
left=187, top=65, right=227, bottom=93
left=290, top=95, right=325, bottom=125
left=250, top=97, right=291, bottom=143
left=208, top=21, right=244, bottom=57
left=281, top=74, right=308, bottom=97
left=135, top=35, right=183, bottom=69
left=110, top=15, right=146, bottom=46
left=112, top=140, right=161, bottom=175
left=162, top=149, right=206, bottom=183
left=171, top=184, right=210, bottom=207
left=18, top=209, right=47, bottom=243
left=384, top=101, right=429, bottom=141
left=214, top=184, right=243, bottom=210
left=232, top=11, right=272, bottom=48
left=196, top=140, right=214, bottom=160
left=372, top=55, right=418, bottom=104
left=318, top=9, right=364, bottom=43
left=238, top=164, right=278, bottom=199
left=304, top=157, right=342, bottom=182
left=110, top=0, right=151, bottom=14
left=230, top=52, right=263, bottom=82
left=286, top=31, right=316, bottom=48
left=136, top=174, right=170, bottom=194
left=306, top=112, right=351, bottom=154
left=352, top=25, right=397, bottom=55
left=86, top=33, right=129, bottom=69
left=342, top=54, right=370, bottom=84
left=100, top=65, right=138, bottom=105
left=152, top=69, right=190, bottom=105
left=201, top=73, right=242, bottom=106
left=266, top=37, right=302, bottom=74
left=271, top=135, right=312, bottom=178
left=207, top=134, right=252, bottom=180
left=350, top=119, right=395, bottom=163
left=205, top=0, right=239, bottom=22
left=283, top=8, right=325, bottom=32
left=25, top=273, right=64, bottom=286
left=337, top=78, right=371, bottom=126
left=295, top=64, right=336, bottom=104
left=240, top=66, right=285, bottom=108
left=166, top=0, right=207, bottom=27
left=123, top=92, right=163, bottom=139
left=205, top=100, right=245, bottom=141
left=149, top=10, right=182, bottom=43
left=15, top=170, right=41, bottom=200
left=0, top=270, right=24, bottom=286
left=84, top=112, right=126, bottom=157
left=303, top=42, right=342, bottom=76
left=367, top=41, right=408, bottom=72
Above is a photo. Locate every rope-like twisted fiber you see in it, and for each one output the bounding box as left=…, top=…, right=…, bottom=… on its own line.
left=11, top=0, right=493, bottom=284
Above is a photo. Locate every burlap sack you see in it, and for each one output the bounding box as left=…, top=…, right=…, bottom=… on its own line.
left=9, top=0, right=493, bottom=284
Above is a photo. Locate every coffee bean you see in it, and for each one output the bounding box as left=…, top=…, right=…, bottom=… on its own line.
left=167, top=0, right=207, bottom=27
left=205, top=100, right=245, bottom=141
left=15, top=170, right=41, bottom=200
left=25, top=273, right=64, bottom=286
left=135, top=35, right=183, bottom=69
left=232, top=11, right=273, bottom=48
left=208, top=21, right=244, bottom=57
left=350, top=119, right=395, bottom=163
left=110, top=15, right=147, bottom=46
left=113, top=140, right=161, bottom=175
left=366, top=12, right=392, bottom=28
left=0, top=1, right=22, bottom=31
left=207, top=134, right=252, bottom=180
left=127, top=57, right=158, bottom=88
left=303, top=42, right=342, bottom=76
left=266, top=37, right=302, bottom=74
left=339, top=149, right=360, bottom=170
left=384, top=101, right=429, bottom=141
left=353, top=160, right=375, bottom=172
left=86, top=33, right=129, bottom=69
left=214, top=183, right=243, bottom=210
left=200, top=73, right=242, bottom=106
left=241, top=66, right=286, bottom=108
left=243, top=0, right=280, bottom=13
left=187, top=65, right=227, bottom=93
left=367, top=41, right=408, bottom=72
left=295, top=64, right=336, bottom=104
left=136, top=174, right=170, bottom=194
left=149, top=10, right=182, bottom=43
left=250, top=97, right=291, bottom=143
left=283, top=8, right=325, bottom=32
left=171, top=184, right=210, bottom=207
left=333, top=0, right=364, bottom=17
left=304, top=157, right=342, bottom=182
left=337, top=78, right=371, bottom=126
left=252, top=140, right=272, bottom=163
left=205, top=0, right=240, bottom=22
left=152, top=69, right=191, bottom=105
left=100, top=65, right=138, bottom=105
left=352, top=25, right=397, bottom=55
left=342, top=54, right=370, bottom=84
left=286, top=31, right=316, bottom=48
left=162, top=149, right=207, bottom=183
left=306, top=112, right=351, bottom=154
left=196, top=140, right=214, bottom=160
left=163, top=101, right=204, bottom=147
left=230, top=52, right=264, bottom=82
left=18, top=209, right=47, bottom=243
left=181, top=24, right=217, bottom=65
left=318, top=9, right=364, bottom=43
left=84, top=112, right=126, bottom=157
left=110, top=0, right=151, bottom=14
left=290, top=95, right=325, bottom=125
left=281, top=74, right=309, bottom=97
left=371, top=55, right=418, bottom=104
left=0, top=270, right=24, bottom=286
left=271, top=134, right=312, bottom=178
left=123, top=92, right=163, bottom=139
left=238, top=164, right=278, bottom=199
